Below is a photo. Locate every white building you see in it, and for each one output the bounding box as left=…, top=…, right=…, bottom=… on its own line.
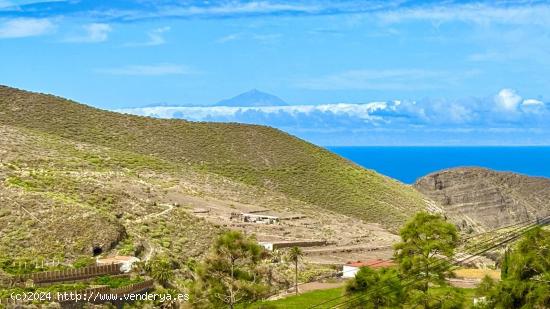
left=342, top=263, right=362, bottom=278
left=240, top=213, right=280, bottom=224
left=258, top=242, right=274, bottom=251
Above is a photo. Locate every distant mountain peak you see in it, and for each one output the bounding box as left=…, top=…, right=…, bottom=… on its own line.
left=216, top=89, right=287, bottom=107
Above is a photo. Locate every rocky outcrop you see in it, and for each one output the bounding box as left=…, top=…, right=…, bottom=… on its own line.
left=415, top=167, right=550, bottom=231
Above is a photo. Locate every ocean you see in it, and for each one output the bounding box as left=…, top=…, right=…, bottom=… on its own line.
left=326, top=146, right=550, bottom=184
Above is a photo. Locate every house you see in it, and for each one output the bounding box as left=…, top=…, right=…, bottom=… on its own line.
left=239, top=213, right=280, bottom=224
left=96, top=256, right=140, bottom=273
left=342, top=259, right=395, bottom=278
left=258, top=242, right=274, bottom=251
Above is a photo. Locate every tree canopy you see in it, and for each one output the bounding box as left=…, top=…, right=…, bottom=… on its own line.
left=345, top=266, right=403, bottom=309
left=394, top=212, right=460, bottom=308
left=480, top=227, right=550, bottom=308
left=191, top=231, right=269, bottom=309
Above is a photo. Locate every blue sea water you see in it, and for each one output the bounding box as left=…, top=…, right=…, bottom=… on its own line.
left=326, top=147, right=550, bottom=184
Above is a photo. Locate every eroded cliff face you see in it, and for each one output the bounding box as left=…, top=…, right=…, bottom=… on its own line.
left=415, top=167, right=550, bottom=231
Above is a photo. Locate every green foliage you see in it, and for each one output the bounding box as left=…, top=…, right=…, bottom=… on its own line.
left=287, top=247, right=303, bottom=295
left=94, top=275, right=143, bottom=288
left=0, top=256, right=58, bottom=275
left=394, top=212, right=460, bottom=308
left=504, top=228, right=549, bottom=281
left=414, top=287, right=465, bottom=309
left=73, top=256, right=95, bottom=268
left=345, top=267, right=402, bottom=308
left=242, top=287, right=344, bottom=308
left=480, top=228, right=550, bottom=308
left=147, top=255, right=174, bottom=287
left=117, top=238, right=136, bottom=256
left=287, top=247, right=303, bottom=265
left=475, top=275, right=495, bottom=297
left=192, top=231, right=269, bottom=309
left=500, top=248, right=510, bottom=280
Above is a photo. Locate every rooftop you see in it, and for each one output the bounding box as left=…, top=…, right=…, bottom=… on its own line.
left=345, top=259, right=395, bottom=268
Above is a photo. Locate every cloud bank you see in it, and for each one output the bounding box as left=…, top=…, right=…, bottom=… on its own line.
left=64, top=23, right=111, bottom=43
left=114, top=89, right=549, bottom=145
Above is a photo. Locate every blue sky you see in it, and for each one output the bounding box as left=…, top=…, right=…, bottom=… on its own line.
left=1, top=0, right=550, bottom=145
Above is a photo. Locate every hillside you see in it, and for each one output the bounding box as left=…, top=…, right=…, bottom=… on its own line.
left=0, top=124, right=223, bottom=262
left=0, top=85, right=426, bottom=231
left=415, top=167, right=550, bottom=231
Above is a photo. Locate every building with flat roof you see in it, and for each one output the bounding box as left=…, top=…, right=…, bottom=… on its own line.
left=235, top=213, right=280, bottom=224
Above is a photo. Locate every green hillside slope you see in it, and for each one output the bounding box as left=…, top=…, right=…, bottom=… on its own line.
left=0, top=85, right=425, bottom=229
left=0, top=124, right=221, bottom=262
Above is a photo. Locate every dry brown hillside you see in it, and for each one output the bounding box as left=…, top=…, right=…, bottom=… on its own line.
left=415, top=167, right=550, bottom=231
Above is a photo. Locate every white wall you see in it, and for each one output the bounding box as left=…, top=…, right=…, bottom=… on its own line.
left=258, top=242, right=274, bottom=251
left=342, top=265, right=359, bottom=278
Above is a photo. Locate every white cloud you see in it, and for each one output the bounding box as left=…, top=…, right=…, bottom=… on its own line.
left=115, top=102, right=389, bottom=121
left=0, top=0, right=67, bottom=10
left=126, top=26, right=170, bottom=47
left=377, top=3, right=550, bottom=26
left=65, top=23, right=112, bottom=43
left=216, top=32, right=281, bottom=44
left=145, top=26, right=169, bottom=45
left=0, top=18, right=55, bottom=38
left=217, top=33, right=241, bottom=43
left=494, top=88, right=522, bottom=111
left=467, top=51, right=512, bottom=62
left=146, top=2, right=320, bottom=19
left=96, top=63, right=194, bottom=76
left=298, top=69, right=465, bottom=91
left=522, top=98, right=544, bottom=106
left=94, top=2, right=321, bottom=21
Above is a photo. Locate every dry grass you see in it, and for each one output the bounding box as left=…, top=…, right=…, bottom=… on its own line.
left=454, top=268, right=501, bottom=280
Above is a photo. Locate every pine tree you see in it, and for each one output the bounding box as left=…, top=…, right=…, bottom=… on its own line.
left=394, top=212, right=460, bottom=308
left=192, top=231, right=269, bottom=309
left=345, top=267, right=403, bottom=308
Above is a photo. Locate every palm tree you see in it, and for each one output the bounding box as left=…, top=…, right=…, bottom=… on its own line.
left=288, top=246, right=303, bottom=295
left=148, top=256, right=174, bottom=287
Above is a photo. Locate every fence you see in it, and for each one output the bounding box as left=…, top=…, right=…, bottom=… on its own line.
left=16, top=263, right=123, bottom=285
left=110, top=279, right=154, bottom=296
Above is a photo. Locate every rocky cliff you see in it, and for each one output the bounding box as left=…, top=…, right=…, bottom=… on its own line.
left=415, top=167, right=550, bottom=231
